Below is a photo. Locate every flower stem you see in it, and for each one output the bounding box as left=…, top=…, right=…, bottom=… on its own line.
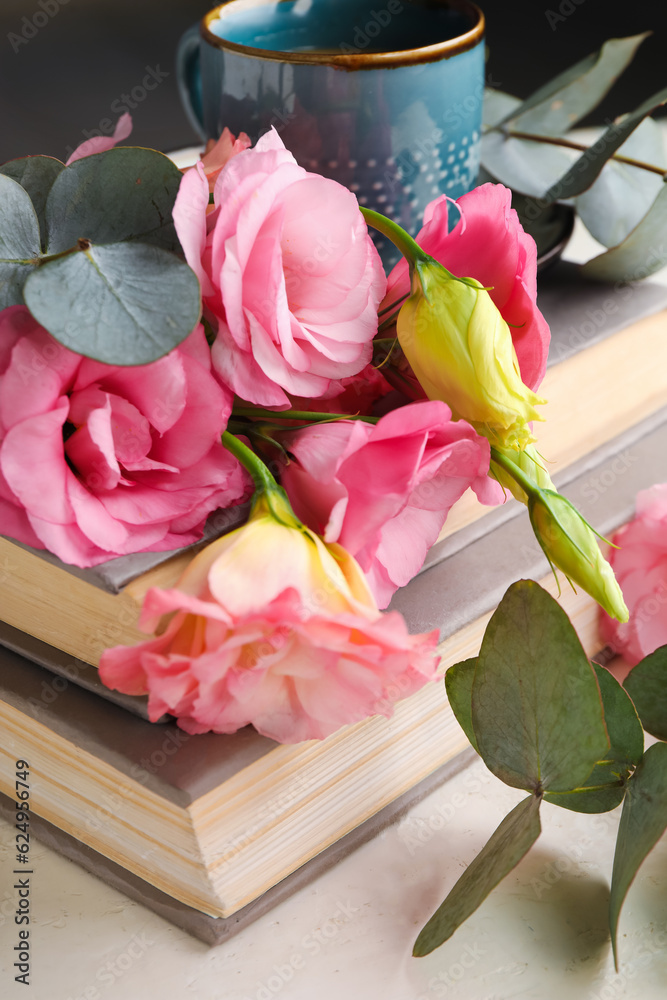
left=221, top=430, right=298, bottom=526
left=37, top=238, right=92, bottom=266
left=232, top=407, right=379, bottom=424
left=490, top=446, right=540, bottom=499
left=361, top=207, right=432, bottom=267
left=221, top=431, right=278, bottom=494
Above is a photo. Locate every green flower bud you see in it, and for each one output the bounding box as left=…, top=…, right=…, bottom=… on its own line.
left=529, top=490, right=629, bottom=623
left=396, top=260, right=546, bottom=450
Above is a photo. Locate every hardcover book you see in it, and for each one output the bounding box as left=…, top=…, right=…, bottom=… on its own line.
left=0, top=261, right=666, bottom=941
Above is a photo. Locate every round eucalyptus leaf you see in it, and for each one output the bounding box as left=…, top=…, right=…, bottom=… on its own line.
left=44, top=147, right=184, bottom=255
left=544, top=663, right=642, bottom=814
left=472, top=580, right=609, bottom=793
left=0, top=155, right=65, bottom=249
left=0, top=172, right=42, bottom=309
left=24, top=241, right=201, bottom=366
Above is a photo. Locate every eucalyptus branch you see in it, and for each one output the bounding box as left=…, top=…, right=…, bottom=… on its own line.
left=491, top=127, right=666, bottom=177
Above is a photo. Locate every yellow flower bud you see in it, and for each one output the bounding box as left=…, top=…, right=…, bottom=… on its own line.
left=396, top=261, right=546, bottom=450
left=529, top=490, right=629, bottom=623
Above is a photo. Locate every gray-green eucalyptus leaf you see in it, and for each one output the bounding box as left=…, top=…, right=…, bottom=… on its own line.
left=624, top=645, right=667, bottom=741
left=0, top=155, right=65, bottom=250
left=413, top=795, right=541, bottom=956
left=580, top=182, right=667, bottom=282
left=609, top=742, right=667, bottom=967
left=493, top=34, right=649, bottom=137
left=0, top=173, right=41, bottom=309
left=472, top=581, right=609, bottom=793
left=540, top=86, right=667, bottom=204
left=43, top=147, right=183, bottom=254
left=480, top=130, right=574, bottom=199
left=575, top=118, right=666, bottom=248
left=544, top=663, right=643, bottom=813
left=23, top=241, right=201, bottom=365
left=444, top=658, right=479, bottom=753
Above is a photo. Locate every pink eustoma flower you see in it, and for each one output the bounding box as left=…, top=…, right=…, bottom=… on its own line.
left=0, top=306, right=247, bottom=567
left=173, top=129, right=386, bottom=408
left=279, top=401, right=501, bottom=608
left=195, top=127, right=252, bottom=190
left=384, top=183, right=551, bottom=392
left=99, top=500, right=440, bottom=743
left=600, top=484, right=667, bottom=665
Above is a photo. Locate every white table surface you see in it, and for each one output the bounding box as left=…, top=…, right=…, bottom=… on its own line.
left=2, top=206, right=667, bottom=1000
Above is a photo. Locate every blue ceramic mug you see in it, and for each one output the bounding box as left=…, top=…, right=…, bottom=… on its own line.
left=177, top=0, right=485, bottom=267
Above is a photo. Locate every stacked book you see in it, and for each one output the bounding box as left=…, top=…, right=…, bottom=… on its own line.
left=1, top=260, right=666, bottom=944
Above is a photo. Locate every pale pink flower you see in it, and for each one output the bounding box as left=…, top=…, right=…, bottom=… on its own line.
left=279, top=401, right=500, bottom=608
left=0, top=306, right=247, bottom=567
left=66, top=113, right=133, bottom=165
left=173, top=129, right=386, bottom=408
left=99, top=503, right=440, bottom=743
left=384, top=183, right=551, bottom=392
left=600, top=484, right=667, bottom=665
left=195, top=127, right=251, bottom=189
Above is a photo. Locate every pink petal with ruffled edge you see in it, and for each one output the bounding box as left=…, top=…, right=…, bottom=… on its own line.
left=66, top=113, right=133, bottom=165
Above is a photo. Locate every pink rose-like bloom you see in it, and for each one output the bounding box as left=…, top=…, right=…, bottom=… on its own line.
left=173, top=129, right=386, bottom=408
left=195, top=127, right=252, bottom=190
left=279, top=401, right=500, bottom=608
left=99, top=509, right=439, bottom=743
left=384, top=183, right=551, bottom=392
left=600, top=484, right=667, bottom=666
left=0, top=307, right=247, bottom=568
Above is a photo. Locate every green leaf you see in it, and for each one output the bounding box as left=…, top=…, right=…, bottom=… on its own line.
left=575, top=118, right=666, bottom=248
left=23, top=242, right=201, bottom=365
left=43, top=147, right=183, bottom=254
left=609, top=742, right=667, bottom=967
left=444, top=658, right=479, bottom=753
left=540, top=86, right=667, bottom=204
left=580, top=182, right=667, bottom=282
left=0, top=155, right=65, bottom=250
left=544, top=664, right=643, bottom=813
left=511, top=194, right=575, bottom=262
left=624, top=645, right=667, bottom=741
left=492, top=34, right=649, bottom=136
left=413, top=794, right=541, bottom=956
left=480, top=129, right=574, bottom=199
left=0, top=173, right=41, bottom=309
left=472, top=581, right=609, bottom=792
left=482, top=89, right=521, bottom=128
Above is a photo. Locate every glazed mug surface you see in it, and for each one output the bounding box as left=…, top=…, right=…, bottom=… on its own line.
left=177, top=0, right=485, bottom=265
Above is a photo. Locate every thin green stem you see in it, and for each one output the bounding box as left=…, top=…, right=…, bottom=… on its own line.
left=221, top=431, right=278, bottom=495
left=232, top=407, right=379, bottom=424
left=361, top=207, right=432, bottom=266
left=490, top=446, right=539, bottom=499
left=378, top=292, right=409, bottom=316
left=38, top=238, right=92, bottom=266
left=221, top=431, right=306, bottom=529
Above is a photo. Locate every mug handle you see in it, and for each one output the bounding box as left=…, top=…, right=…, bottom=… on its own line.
left=176, top=23, right=207, bottom=141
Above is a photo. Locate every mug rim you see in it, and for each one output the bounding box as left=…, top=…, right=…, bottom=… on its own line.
left=200, top=0, right=484, bottom=69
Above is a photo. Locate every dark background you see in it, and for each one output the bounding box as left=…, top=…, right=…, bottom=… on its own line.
left=1, top=0, right=665, bottom=163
